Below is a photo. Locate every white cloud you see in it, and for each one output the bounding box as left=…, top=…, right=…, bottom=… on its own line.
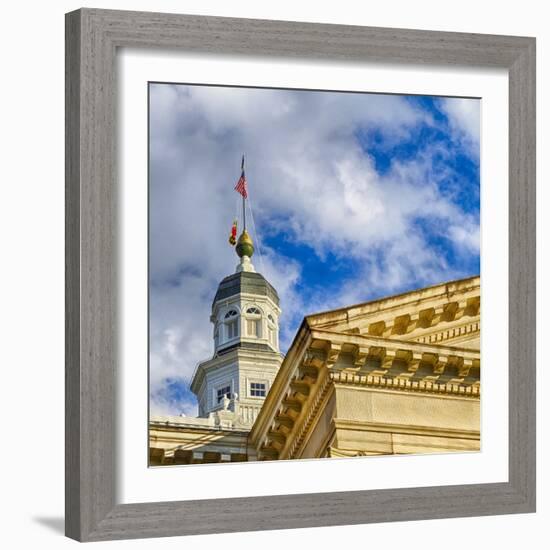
left=439, top=97, right=480, bottom=154
left=149, top=84, right=479, bottom=414
left=448, top=221, right=481, bottom=254
left=150, top=386, right=198, bottom=417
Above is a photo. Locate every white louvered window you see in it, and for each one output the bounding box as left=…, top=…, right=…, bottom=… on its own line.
left=224, top=309, right=239, bottom=340
left=246, top=319, right=261, bottom=337
left=246, top=306, right=262, bottom=338
left=227, top=320, right=238, bottom=339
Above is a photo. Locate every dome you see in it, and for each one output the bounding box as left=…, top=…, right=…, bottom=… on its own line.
left=213, top=271, right=279, bottom=308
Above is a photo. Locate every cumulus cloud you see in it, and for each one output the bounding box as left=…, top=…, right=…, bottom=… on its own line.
left=439, top=97, right=480, bottom=155
left=149, top=84, right=480, bottom=415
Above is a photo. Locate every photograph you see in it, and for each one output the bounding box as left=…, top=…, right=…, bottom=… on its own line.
left=148, top=82, right=481, bottom=466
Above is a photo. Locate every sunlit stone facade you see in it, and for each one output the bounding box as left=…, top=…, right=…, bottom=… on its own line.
left=149, top=232, right=480, bottom=465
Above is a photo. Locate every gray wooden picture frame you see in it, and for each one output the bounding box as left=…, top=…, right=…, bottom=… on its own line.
left=65, top=8, right=536, bottom=542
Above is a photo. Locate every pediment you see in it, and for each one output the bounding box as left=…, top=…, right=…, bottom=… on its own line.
left=306, top=276, right=480, bottom=352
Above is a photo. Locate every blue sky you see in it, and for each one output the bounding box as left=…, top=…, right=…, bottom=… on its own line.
left=149, top=84, right=480, bottom=416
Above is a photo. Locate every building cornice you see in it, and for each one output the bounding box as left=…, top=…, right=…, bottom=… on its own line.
left=190, top=345, right=283, bottom=395
left=248, top=320, right=312, bottom=446
left=329, top=371, right=480, bottom=397
left=307, top=275, right=479, bottom=326
left=251, top=319, right=481, bottom=461
left=150, top=416, right=250, bottom=435
left=306, top=276, right=480, bottom=345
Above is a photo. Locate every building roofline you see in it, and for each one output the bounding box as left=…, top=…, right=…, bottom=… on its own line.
left=305, top=274, right=480, bottom=326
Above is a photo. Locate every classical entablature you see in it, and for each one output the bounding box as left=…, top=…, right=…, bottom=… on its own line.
left=309, top=276, right=480, bottom=348
left=149, top=415, right=251, bottom=466
left=249, top=276, right=481, bottom=461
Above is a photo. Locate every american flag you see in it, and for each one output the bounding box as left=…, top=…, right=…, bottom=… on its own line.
left=234, top=155, right=248, bottom=198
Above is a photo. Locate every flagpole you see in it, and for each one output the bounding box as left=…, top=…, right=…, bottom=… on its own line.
left=242, top=154, right=246, bottom=230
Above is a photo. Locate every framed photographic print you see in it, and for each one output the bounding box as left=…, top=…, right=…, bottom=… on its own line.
left=147, top=82, right=483, bottom=466
left=65, top=8, right=536, bottom=542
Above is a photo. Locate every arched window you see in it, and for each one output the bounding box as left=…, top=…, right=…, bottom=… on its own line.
left=245, top=306, right=262, bottom=338
left=267, top=314, right=277, bottom=348
left=224, top=309, right=239, bottom=340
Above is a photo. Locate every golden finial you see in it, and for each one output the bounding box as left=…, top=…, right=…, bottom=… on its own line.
left=236, top=229, right=254, bottom=258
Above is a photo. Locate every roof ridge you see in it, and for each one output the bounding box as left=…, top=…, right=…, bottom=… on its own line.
left=306, top=274, right=480, bottom=322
